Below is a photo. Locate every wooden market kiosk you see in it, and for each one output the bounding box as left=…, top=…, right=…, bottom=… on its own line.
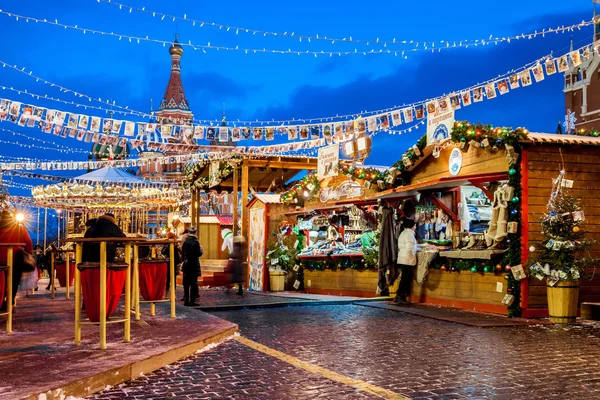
left=185, top=155, right=318, bottom=289
left=374, top=131, right=600, bottom=318
left=266, top=171, right=385, bottom=296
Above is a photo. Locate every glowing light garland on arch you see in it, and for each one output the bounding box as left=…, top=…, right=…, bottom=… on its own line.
left=97, top=0, right=597, bottom=50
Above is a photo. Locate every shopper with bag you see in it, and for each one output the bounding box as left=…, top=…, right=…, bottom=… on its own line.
left=181, top=227, right=203, bottom=306
left=0, top=210, right=33, bottom=310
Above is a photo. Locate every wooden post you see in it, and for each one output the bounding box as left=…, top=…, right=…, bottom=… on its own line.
left=99, top=241, right=107, bottom=350
left=134, top=245, right=140, bottom=321
left=74, top=243, right=82, bottom=345
left=169, top=242, right=176, bottom=319
left=233, top=166, right=239, bottom=236
left=50, top=251, right=55, bottom=300
left=241, top=161, right=249, bottom=239
left=65, top=252, right=70, bottom=300
left=6, top=248, right=12, bottom=333
left=124, top=244, right=131, bottom=343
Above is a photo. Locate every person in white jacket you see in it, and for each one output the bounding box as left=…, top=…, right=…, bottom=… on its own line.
left=395, top=219, right=417, bottom=305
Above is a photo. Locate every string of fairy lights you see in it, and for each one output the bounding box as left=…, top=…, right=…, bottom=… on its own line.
left=0, top=9, right=595, bottom=57
left=97, top=0, right=597, bottom=49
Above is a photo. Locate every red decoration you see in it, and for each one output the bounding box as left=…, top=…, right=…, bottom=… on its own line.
left=55, top=262, right=76, bottom=288
left=139, top=261, right=168, bottom=301
left=80, top=266, right=127, bottom=323
left=505, top=265, right=512, bottom=272
left=0, top=269, right=5, bottom=310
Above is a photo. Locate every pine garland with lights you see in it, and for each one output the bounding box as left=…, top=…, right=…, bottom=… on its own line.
left=300, top=257, right=375, bottom=272
left=338, top=163, right=392, bottom=189
left=451, top=121, right=529, bottom=149
left=391, top=134, right=428, bottom=174
left=183, top=162, right=235, bottom=190
left=280, top=172, right=320, bottom=205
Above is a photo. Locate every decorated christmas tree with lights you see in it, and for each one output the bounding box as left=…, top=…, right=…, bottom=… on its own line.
left=530, top=170, right=594, bottom=283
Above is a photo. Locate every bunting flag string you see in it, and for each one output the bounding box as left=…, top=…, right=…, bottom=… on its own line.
left=1, top=38, right=592, bottom=128
left=1, top=9, right=593, bottom=57
left=97, top=0, right=597, bottom=50
left=0, top=140, right=320, bottom=172
left=0, top=39, right=595, bottom=153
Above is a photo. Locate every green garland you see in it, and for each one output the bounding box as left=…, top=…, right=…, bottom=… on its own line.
left=183, top=162, right=235, bottom=190
left=338, top=163, right=392, bottom=189
left=300, top=257, right=376, bottom=271
left=391, top=134, right=427, bottom=175
left=451, top=121, right=529, bottom=148
left=280, top=172, right=320, bottom=205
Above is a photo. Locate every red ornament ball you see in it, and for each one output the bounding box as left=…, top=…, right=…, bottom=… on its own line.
left=440, top=265, right=447, bottom=271
left=505, top=265, right=512, bottom=272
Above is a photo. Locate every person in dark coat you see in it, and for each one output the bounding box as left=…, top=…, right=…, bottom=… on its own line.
left=181, top=226, right=202, bottom=306
left=229, top=236, right=247, bottom=296
left=377, top=205, right=397, bottom=297
left=82, top=214, right=125, bottom=263
left=0, top=210, right=33, bottom=310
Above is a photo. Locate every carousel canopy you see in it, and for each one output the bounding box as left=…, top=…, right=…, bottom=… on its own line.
left=74, top=166, right=150, bottom=185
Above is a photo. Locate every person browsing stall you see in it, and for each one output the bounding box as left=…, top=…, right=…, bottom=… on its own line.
left=395, top=219, right=417, bottom=305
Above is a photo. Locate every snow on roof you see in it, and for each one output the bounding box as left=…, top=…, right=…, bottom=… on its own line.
left=525, top=132, right=600, bottom=146
left=254, top=194, right=282, bottom=204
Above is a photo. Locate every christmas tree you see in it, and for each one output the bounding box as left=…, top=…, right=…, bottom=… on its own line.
left=530, top=170, right=594, bottom=283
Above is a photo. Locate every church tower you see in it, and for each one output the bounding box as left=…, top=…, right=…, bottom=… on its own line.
left=155, top=35, right=193, bottom=125
left=155, top=35, right=193, bottom=181
left=563, top=4, right=600, bottom=132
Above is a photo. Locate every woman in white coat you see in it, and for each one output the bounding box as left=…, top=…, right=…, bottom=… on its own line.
left=395, top=219, right=417, bottom=305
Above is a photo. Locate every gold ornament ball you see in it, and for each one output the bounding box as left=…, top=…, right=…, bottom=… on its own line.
left=496, top=264, right=502, bottom=272
left=573, top=226, right=580, bottom=233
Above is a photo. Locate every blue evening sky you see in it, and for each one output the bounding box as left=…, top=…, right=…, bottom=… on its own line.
left=0, top=0, right=595, bottom=202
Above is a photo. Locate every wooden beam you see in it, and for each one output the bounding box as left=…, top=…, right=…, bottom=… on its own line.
left=245, top=160, right=317, bottom=170
left=425, top=194, right=458, bottom=221
left=233, top=166, right=239, bottom=236
left=469, top=181, right=493, bottom=201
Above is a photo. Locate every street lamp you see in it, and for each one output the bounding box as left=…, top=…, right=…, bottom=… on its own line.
left=15, top=213, right=25, bottom=223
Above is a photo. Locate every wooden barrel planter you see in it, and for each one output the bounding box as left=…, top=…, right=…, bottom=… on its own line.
left=0, top=265, right=6, bottom=309
left=55, top=262, right=75, bottom=288
left=269, top=271, right=286, bottom=292
left=139, top=259, right=167, bottom=301
left=547, top=280, right=580, bottom=324
left=78, top=262, right=128, bottom=323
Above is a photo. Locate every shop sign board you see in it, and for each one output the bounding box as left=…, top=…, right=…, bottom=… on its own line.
left=448, top=147, right=463, bottom=176
left=317, top=144, right=340, bottom=180
left=319, top=180, right=364, bottom=203
left=427, top=109, right=454, bottom=146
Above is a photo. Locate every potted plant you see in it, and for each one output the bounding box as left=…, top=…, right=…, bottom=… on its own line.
left=266, top=233, right=298, bottom=292
left=529, top=171, right=595, bottom=323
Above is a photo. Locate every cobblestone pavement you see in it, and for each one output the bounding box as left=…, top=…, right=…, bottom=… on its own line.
left=177, top=287, right=311, bottom=308
left=91, top=305, right=600, bottom=399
